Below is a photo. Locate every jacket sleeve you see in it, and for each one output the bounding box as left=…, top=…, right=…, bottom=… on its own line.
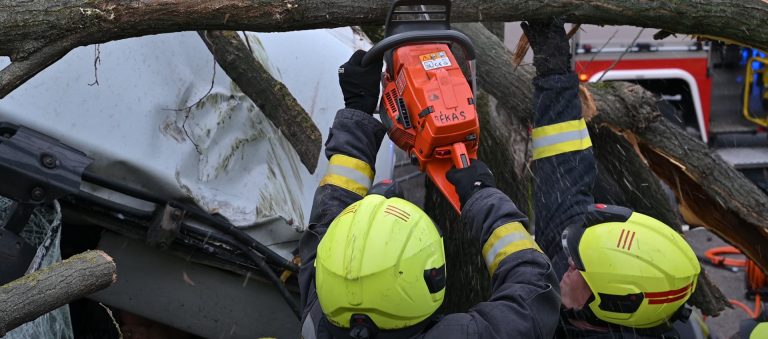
left=298, top=108, right=387, bottom=312
left=531, top=72, right=596, bottom=278
left=424, top=188, right=560, bottom=338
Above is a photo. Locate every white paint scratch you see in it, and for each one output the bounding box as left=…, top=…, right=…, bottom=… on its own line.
left=79, top=7, right=115, bottom=20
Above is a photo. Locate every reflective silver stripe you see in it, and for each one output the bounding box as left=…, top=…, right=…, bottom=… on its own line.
left=532, top=128, right=590, bottom=150
left=484, top=232, right=529, bottom=266
left=326, top=164, right=372, bottom=189
left=301, top=313, right=316, bottom=339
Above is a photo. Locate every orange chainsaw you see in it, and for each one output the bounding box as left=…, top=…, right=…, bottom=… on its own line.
left=362, top=0, right=479, bottom=213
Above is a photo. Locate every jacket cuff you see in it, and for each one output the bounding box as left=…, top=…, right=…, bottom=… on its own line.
left=324, top=108, right=387, bottom=167
left=462, top=188, right=541, bottom=276
left=461, top=187, right=523, bottom=244
left=461, top=187, right=498, bottom=219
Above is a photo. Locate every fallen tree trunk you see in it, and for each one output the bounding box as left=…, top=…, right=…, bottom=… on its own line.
left=2, top=0, right=767, bottom=98
left=198, top=30, right=322, bottom=173
left=2, top=0, right=765, bottom=59
left=0, top=250, right=117, bottom=336
left=452, top=22, right=731, bottom=315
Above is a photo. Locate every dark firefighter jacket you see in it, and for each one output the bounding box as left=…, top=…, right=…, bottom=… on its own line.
left=298, top=108, right=560, bottom=339
left=531, top=73, right=690, bottom=339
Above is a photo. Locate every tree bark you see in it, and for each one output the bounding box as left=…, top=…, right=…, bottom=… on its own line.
left=0, top=250, right=117, bottom=336
left=1, top=0, right=765, bottom=59
left=452, top=22, right=731, bottom=314
left=425, top=179, right=489, bottom=313
left=198, top=30, right=322, bottom=173
left=2, top=0, right=767, bottom=97
left=589, top=125, right=682, bottom=231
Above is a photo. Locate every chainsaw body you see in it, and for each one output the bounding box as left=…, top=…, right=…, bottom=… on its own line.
left=364, top=0, right=479, bottom=213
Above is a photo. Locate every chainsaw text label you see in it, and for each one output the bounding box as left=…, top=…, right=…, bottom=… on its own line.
left=420, top=51, right=452, bottom=71
left=435, top=111, right=467, bottom=124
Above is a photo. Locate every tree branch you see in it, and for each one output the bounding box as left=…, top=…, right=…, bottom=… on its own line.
left=2, top=1, right=766, bottom=58
left=198, top=30, right=321, bottom=173
left=0, top=37, right=75, bottom=98
left=2, top=0, right=767, bottom=97
left=0, top=250, right=117, bottom=336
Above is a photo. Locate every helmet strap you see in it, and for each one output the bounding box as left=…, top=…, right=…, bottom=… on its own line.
left=671, top=304, right=693, bottom=323
left=349, top=314, right=379, bottom=339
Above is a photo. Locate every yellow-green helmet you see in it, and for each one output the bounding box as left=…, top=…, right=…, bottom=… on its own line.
left=750, top=323, right=768, bottom=339
left=562, top=204, right=701, bottom=328
left=315, top=195, right=446, bottom=331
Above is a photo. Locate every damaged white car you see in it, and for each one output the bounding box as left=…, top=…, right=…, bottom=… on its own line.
left=0, top=28, right=393, bottom=339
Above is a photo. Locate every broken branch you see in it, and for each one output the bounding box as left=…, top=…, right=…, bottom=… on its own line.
left=198, top=30, right=322, bottom=173
left=0, top=250, right=117, bottom=336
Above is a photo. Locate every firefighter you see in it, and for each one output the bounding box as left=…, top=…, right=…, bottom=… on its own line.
left=522, top=19, right=702, bottom=338
left=298, top=50, right=560, bottom=338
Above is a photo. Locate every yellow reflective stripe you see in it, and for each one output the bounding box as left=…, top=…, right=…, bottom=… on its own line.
left=532, top=119, right=587, bottom=139
left=328, top=154, right=374, bottom=180
left=532, top=119, right=591, bottom=160
left=319, top=155, right=374, bottom=196
left=532, top=138, right=592, bottom=160
left=482, top=222, right=542, bottom=275
left=319, top=174, right=369, bottom=196
left=482, top=222, right=527, bottom=258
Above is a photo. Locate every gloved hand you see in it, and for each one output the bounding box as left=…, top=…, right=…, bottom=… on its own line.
left=446, top=160, right=496, bottom=208
left=338, top=50, right=383, bottom=114
left=520, top=18, right=572, bottom=76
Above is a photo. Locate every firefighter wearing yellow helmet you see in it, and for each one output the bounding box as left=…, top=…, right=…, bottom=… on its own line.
left=298, top=49, right=560, bottom=338
left=523, top=18, right=702, bottom=337
left=561, top=205, right=701, bottom=329
left=315, top=195, right=446, bottom=331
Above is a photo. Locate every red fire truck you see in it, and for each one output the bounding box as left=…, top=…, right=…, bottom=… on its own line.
left=571, top=25, right=768, bottom=191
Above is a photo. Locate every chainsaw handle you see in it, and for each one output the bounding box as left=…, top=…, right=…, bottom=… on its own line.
left=385, top=0, right=452, bottom=36
left=361, top=30, right=476, bottom=67
left=451, top=142, right=470, bottom=169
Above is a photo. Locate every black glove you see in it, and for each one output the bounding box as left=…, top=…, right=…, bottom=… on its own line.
left=338, top=50, right=383, bottom=114
left=520, top=18, right=572, bottom=76
left=446, top=160, right=496, bottom=208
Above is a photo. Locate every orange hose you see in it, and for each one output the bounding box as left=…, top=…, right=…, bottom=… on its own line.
left=704, top=246, right=748, bottom=267
left=730, top=295, right=762, bottom=319
left=704, top=247, right=766, bottom=319
left=747, top=260, right=767, bottom=291
left=731, top=300, right=756, bottom=318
